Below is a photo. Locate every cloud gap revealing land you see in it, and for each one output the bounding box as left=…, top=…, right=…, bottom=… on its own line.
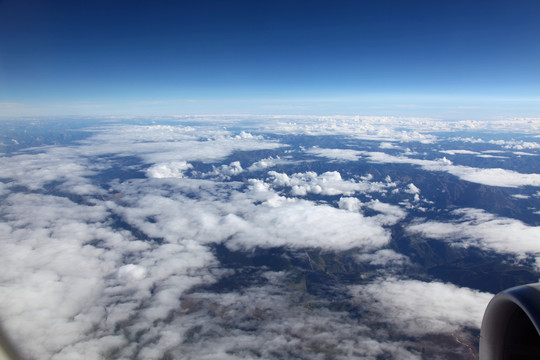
left=1, top=116, right=540, bottom=359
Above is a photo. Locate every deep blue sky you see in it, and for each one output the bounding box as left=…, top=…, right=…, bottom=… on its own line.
left=1, top=0, right=539, bottom=118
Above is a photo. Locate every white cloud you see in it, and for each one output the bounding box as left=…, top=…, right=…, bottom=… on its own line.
left=0, top=124, right=284, bottom=195
left=117, top=264, right=147, bottom=282
left=355, top=249, right=410, bottom=267
left=204, top=161, right=244, bottom=179
left=489, top=139, right=540, bottom=150
left=440, top=149, right=480, bottom=155
left=476, top=154, right=508, bottom=159
left=247, top=156, right=294, bottom=171
left=0, top=148, right=105, bottom=195
left=0, top=192, right=221, bottom=359
left=441, top=149, right=510, bottom=159
left=350, top=278, right=493, bottom=336
left=306, top=147, right=363, bottom=161
left=379, top=142, right=400, bottom=149
left=77, top=124, right=283, bottom=165
left=267, top=170, right=388, bottom=196
left=146, top=161, right=193, bottom=178
left=358, top=150, right=540, bottom=188
left=366, top=199, right=408, bottom=225
left=257, top=116, right=441, bottom=143
left=160, top=276, right=424, bottom=360
left=405, top=183, right=420, bottom=194
left=407, top=208, right=540, bottom=266
left=338, top=197, right=363, bottom=212
left=255, top=116, right=540, bottom=143
left=227, top=197, right=390, bottom=251
left=4, top=118, right=537, bottom=359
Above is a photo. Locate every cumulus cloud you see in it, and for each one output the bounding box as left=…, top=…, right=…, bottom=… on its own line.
left=109, top=176, right=391, bottom=253
left=204, top=161, right=244, bottom=179
left=226, top=197, right=390, bottom=251
left=116, top=264, right=147, bottom=282
left=407, top=208, right=540, bottom=266
left=267, top=170, right=388, bottom=196
left=146, top=161, right=193, bottom=178
left=405, top=183, right=420, bottom=194
left=488, top=139, right=540, bottom=150
left=338, top=197, right=363, bottom=212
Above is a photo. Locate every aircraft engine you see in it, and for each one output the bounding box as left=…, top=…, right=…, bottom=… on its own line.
left=480, top=283, right=540, bottom=359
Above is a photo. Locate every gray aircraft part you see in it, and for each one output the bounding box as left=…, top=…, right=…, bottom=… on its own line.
left=480, top=282, right=540, bottom=359
left=0, top=324, right=22, bottom=360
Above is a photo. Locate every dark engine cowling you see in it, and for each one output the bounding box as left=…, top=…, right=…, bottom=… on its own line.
left=480, top=283, right=540, bottom=359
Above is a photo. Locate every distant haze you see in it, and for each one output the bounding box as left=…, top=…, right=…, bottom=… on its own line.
left=0, top=0, right=539, bottom=117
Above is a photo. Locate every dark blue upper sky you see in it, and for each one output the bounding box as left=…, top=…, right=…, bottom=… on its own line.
left=1, top=0, right=539, bottom=117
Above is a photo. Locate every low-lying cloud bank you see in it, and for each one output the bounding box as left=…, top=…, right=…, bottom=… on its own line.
left=350, top=278, right=493, bottom=336
left=407, top=208, right=540, bottom=267
left=1, top=118, right=537, bottom=359
left=308, top=148, right=540, bottom=188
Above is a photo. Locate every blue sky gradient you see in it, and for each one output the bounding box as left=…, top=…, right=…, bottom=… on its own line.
left=1, top=0, right=539, bottom=118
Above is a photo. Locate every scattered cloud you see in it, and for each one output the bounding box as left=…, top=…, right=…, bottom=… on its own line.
left=162, top=274, right=424, bottom=359
left=2, top=118, right=538, bottom=359
left=379, top=142, right=401, bottom=149
left=255, top=116, right=540, bottom=142
left=355, top=249, right=411, bottom=267
left=350, top=278, right=493, bottom=336
left=440, top=150, right=480, bottom=155
left=204, top=161, right=244, bottom=180
left=306, top=147, right=363, bottom=161
left=77, top=125, right=283, bottom=164
left=355, top=150, right=540, bottom=188
left=247, top=156, right=296, bottom=171
left=146, top=161, right=193, bottom=178
left=0, top=148, right=106, bottom=195
left=407, top=208, right=540, bottom=267
left=267, top=170, right=388, bottom=196
left=488, top=139, right=540, bottom=150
